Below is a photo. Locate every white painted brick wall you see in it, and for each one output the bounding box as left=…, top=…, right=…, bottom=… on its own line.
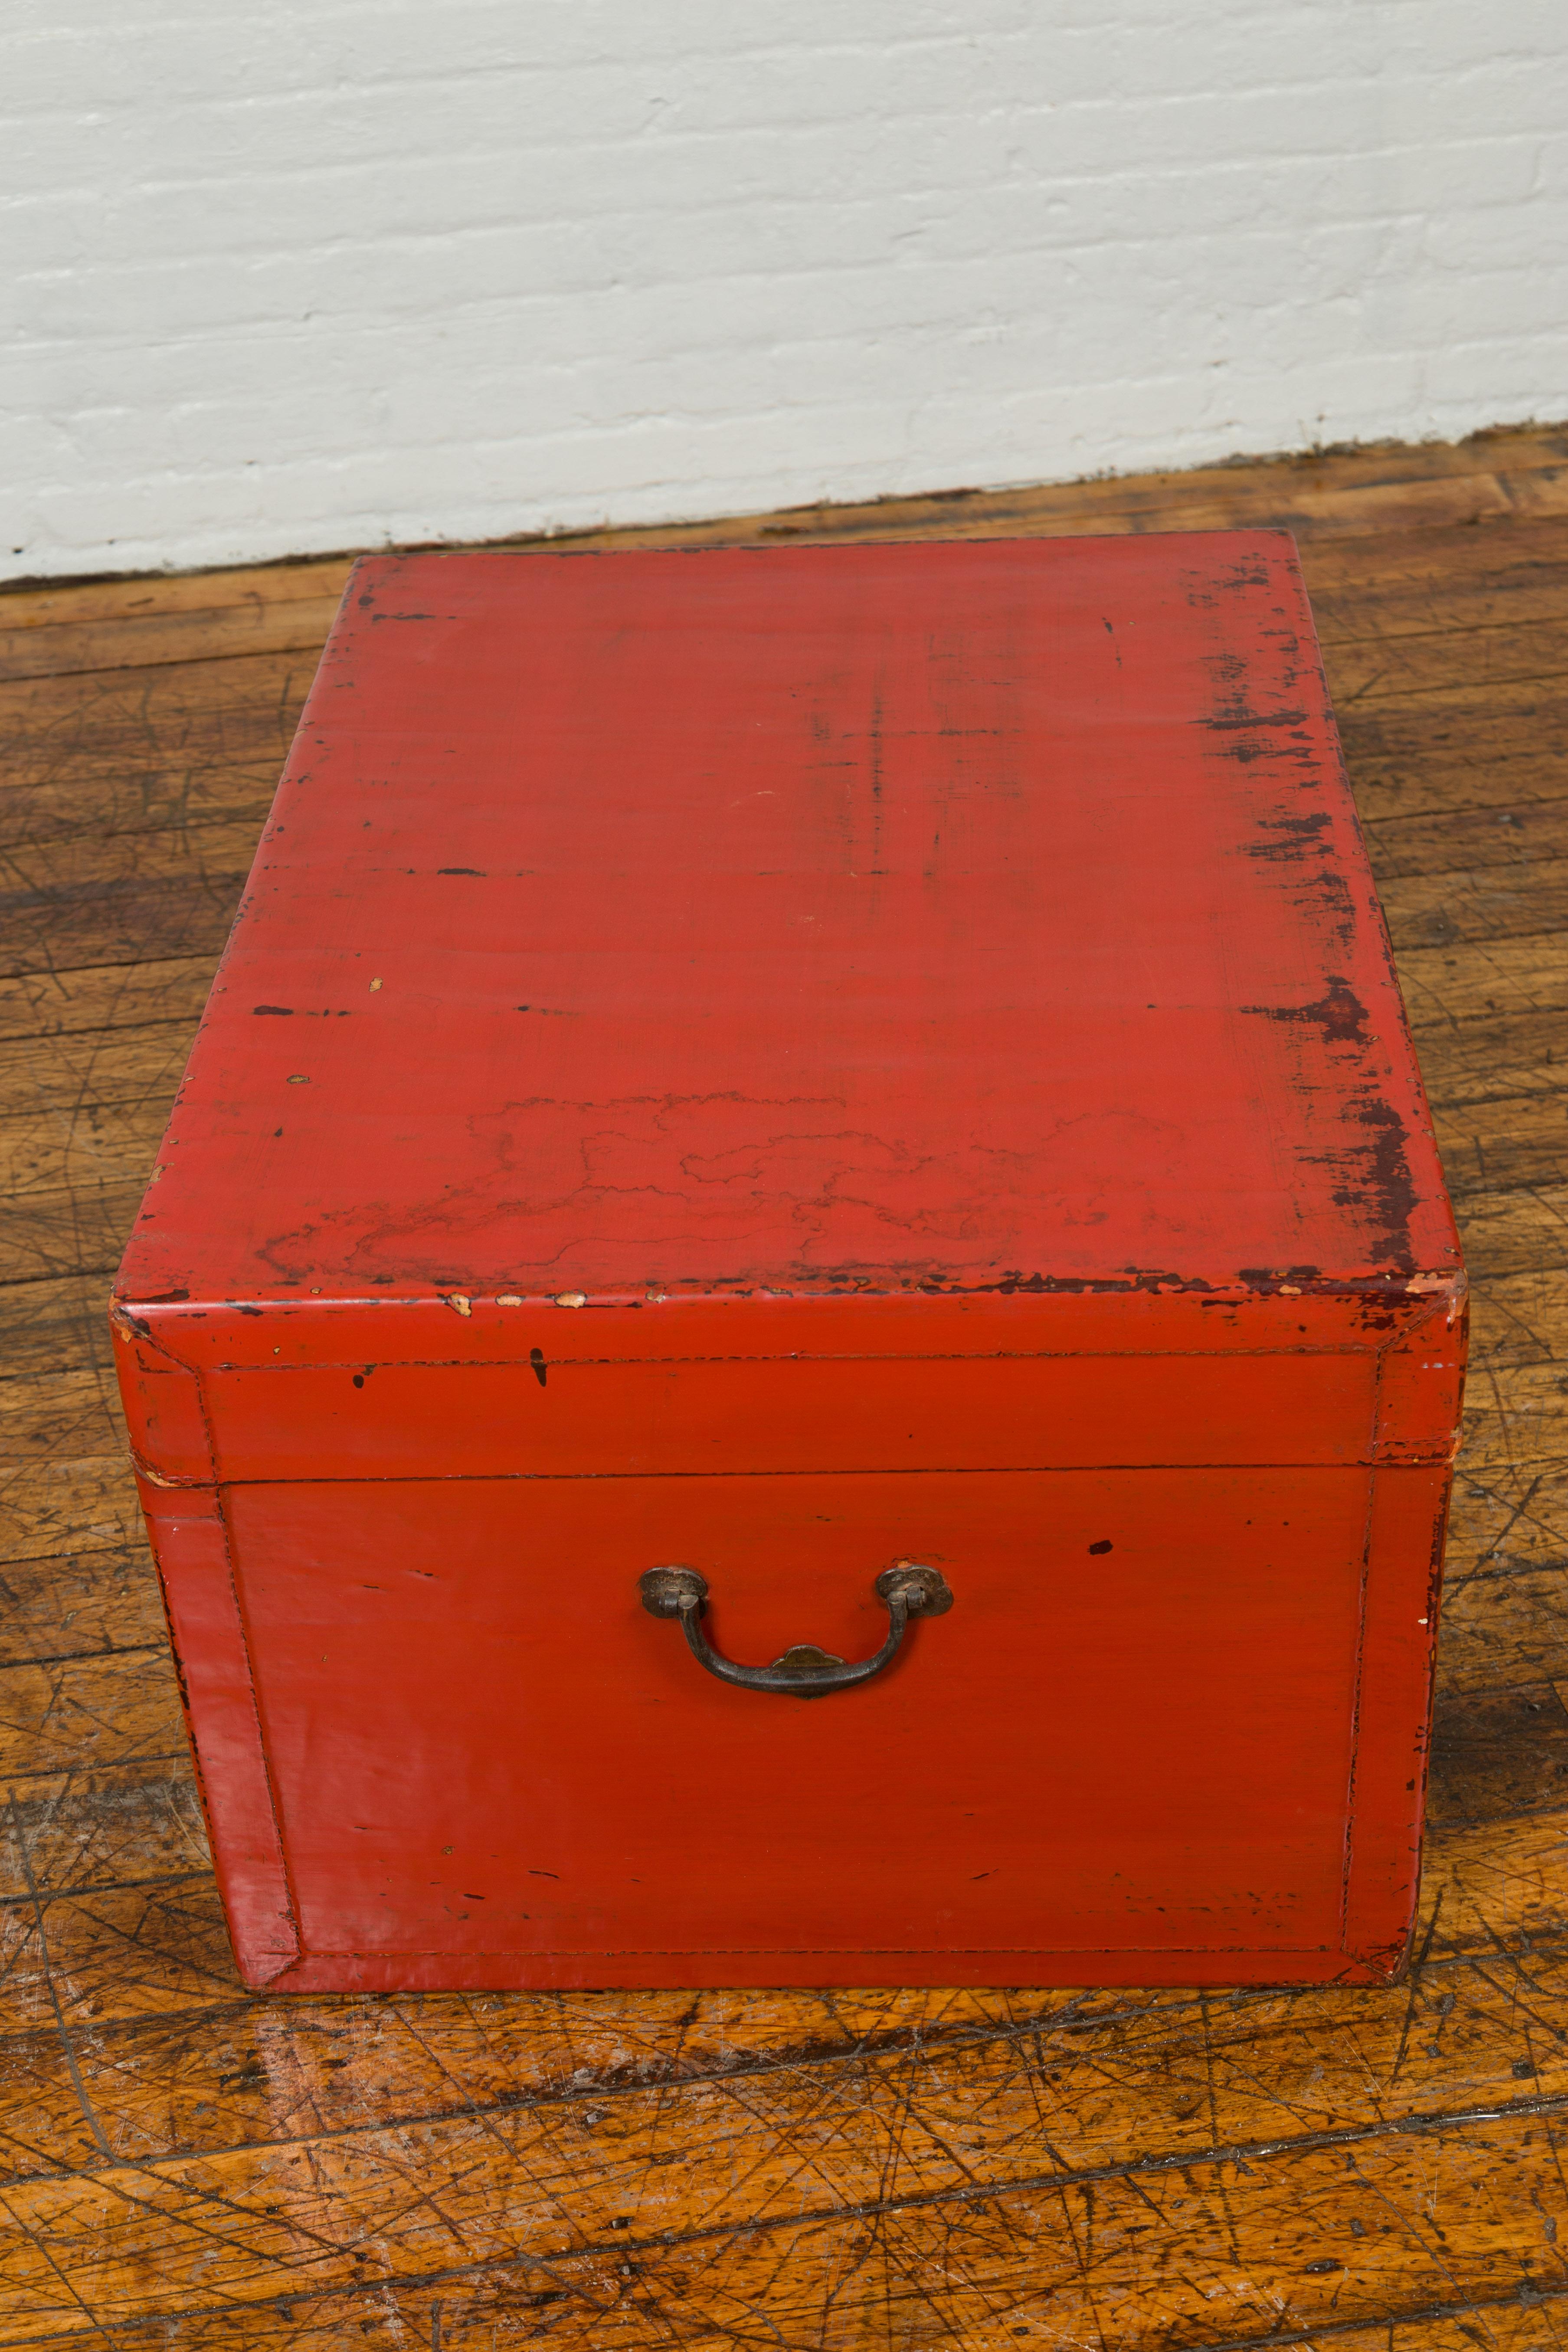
left=4, top=0, right=1567, bottom=580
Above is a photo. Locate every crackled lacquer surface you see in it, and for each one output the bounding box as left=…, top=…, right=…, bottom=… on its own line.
left=4, top=426, right=1568, bottom=2343
left=115, top=531, right=1454, bottom=1304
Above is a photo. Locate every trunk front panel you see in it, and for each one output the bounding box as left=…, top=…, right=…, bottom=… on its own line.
left=219, top=1465, right=1425, bottom=1975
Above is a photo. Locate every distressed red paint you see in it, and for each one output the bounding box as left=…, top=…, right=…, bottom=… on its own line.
left=114, top=534, right=1464, bottom=1990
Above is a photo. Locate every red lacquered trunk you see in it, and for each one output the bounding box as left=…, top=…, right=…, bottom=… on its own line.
left=114, top=534, right=1464, bottom=1990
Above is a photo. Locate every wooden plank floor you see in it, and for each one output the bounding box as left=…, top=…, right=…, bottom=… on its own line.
left=4, top=424, right=1568, bottom=2348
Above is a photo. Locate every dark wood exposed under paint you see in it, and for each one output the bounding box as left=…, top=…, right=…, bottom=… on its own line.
left=3, top=422, right=1568, bottom=2344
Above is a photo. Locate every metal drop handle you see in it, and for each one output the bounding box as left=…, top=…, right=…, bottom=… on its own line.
left=638, top=1563, right=953, bottom=1697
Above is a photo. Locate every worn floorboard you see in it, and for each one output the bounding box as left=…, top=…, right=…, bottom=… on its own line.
left=2, top=422, right=1568, bottom=2346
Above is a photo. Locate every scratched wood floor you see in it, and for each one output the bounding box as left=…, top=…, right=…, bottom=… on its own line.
left=4, top=427, right=1568, bottom=2350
